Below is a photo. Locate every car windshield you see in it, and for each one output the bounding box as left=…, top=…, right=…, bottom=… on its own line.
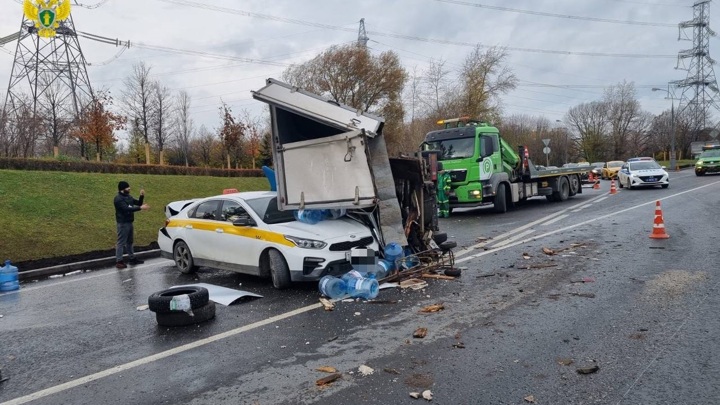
left=425, top=137, right=476, bottom=160
left=591, top=162, right=604, bottom=168
left=607, top=161, right=624, bottom=168
left=244, top=196, right=296, bottom=224
left=629, top=161, right=661, bottom=171
left=700, top=149, right=720, bottom=158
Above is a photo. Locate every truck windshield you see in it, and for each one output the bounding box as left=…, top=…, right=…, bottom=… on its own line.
left=425, top=138, right=475, bottom=160
left=700, top=149, right=720, bottom=158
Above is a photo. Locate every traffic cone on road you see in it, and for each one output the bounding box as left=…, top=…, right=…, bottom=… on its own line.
left=593, top=178, right=600, bottom=189
left=649, top=200, right=670, bottom=239
left=610, top=179, right=617, bottom=195
left=588, top=172, right=595, bottom=183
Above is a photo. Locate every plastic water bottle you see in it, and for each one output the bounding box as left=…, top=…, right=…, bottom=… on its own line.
left=325, top=208, right=347, bottom=220
left=370, top=259, right=392, bottom=280
left=294, top=209, right=327, bottom=225
left=318, top=276, right=347, bottom=299
left=341, top=270, right=379, bottom=300
left=384, top=243, right=405, bottom=270
left=0, top=260, right=20, bottom=292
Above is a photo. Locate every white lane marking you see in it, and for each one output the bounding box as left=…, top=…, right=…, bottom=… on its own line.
left=453, top=193, right=611, bottom=258
left=0, top=302, right=323, bottom=405
left=489, top=229, right=536, bottom=248
left=541, top=214, right=569, bottom=227
left=595, top=196, right=608, bottom=203
left=456, top=179, right=720, bottom=264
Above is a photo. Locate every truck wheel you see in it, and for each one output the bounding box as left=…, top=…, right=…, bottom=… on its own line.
left=568, top=175, right=580, bottom=196
left=494, top=183, right=508, bottom=213
left=552, top=177, right=570, bottom=202
left=268, top=249, right=291, bottom=289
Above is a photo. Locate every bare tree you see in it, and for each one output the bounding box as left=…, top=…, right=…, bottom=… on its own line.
left=174, top=90, right=193, bottom=167
left=39, top=73, right=72, bottom=158
left=151, top=81, right=173, bottom=165
left=421, top=58, right=454, bottom=116
left=603, top=82, right=647, bottom=159
left=565, top=101, right=609, bottom=162
left=121, top=62, right=154, bottom=164
left=456, top=46, right=517, bottom=122
left=194, top=124, right=216, bottom=167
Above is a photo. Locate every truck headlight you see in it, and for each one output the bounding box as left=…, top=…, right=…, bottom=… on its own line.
left=285, top=235, right=327, bottom=249
left=471, top=190, right=481, bottom=196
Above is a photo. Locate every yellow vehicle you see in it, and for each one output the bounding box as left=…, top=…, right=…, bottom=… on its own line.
left=601, top=160, right=624, bottom=180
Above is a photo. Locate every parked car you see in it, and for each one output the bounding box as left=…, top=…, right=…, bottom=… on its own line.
left=617, top=157, right=669, bottom=189
left=158, top=191, right=378, bottom=289
left=695, top=145, right=720, bottom=176
left=590, top=162, right=604, bottom=177
left=601, top=160, right=624, bottom=180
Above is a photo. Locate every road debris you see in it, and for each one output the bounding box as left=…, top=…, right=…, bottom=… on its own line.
left=422, top=390, right=433, bottom=400
left=319, top=298, right=334, bottom=311
left=367, top=300, right=398, bottom=304
left=384, top=368, right=400, bottom=375
left=452, top=342, right=465, bottom=349
left=524, top=395, right=536, bottom=403
left=556, top=358, right=574, bottom=366
left=542, top=247, right=555, bottom=255
left=400, top=279, right=428, bottom=290
left=315, top=366, right=337, bottom=373
left=522, top=253, right=531, bottom=260
left=327, top=336, right=338, bottom=342
left=576, top=364, right=600, bottom=374
left=571, top=277, right=596, bottom=283
left=421, top=274, right=456, bottom=281
left=570, top=292, right=596, bottom=298
left=419, top=303, right=445, bottom=313
left=65, top=270, right=83, bottom=276
left=136, top=304, right=149, bottom=311
left=358, top=365, right=374, bottom=376
left=315, top=373, right=342, bottom=386
left=410, top=392, right=421, bottom=399
left=413, top=327, right=428, bottom=338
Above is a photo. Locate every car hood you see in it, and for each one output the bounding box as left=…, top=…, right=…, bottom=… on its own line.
left=269, top=218, right=373, bottom=241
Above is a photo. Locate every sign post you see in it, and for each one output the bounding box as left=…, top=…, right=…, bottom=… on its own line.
left=542, top=139, right=551, bottom=167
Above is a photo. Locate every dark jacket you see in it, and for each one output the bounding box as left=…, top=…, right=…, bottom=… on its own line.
left=114, top=192, right=144, bottom=223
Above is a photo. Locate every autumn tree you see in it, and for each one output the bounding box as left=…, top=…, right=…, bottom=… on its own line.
left=455, top=46, right=516, bottom=123
left=217, top=103, right=245, bottom=169
left=174, top=90, right=194, bottom=167
left=39, top=74, right=72, bottom=158
left=151, top=82, right=173, bottom=165
left=193, top=124, right=218, bottom=167
left=121, top=62, right=154, bottom=164
left=71, top=91, right=126, bottom=161
left=258, top=130, right=273, bottom=167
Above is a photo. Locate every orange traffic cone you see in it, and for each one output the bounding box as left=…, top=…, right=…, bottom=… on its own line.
left=649, top=200, right=669, bottom=239
left=593, top=178, right=600, bottom=189
left=610, top=179, right=617, bottom=195
left=588, top=172, right=594, bottom=182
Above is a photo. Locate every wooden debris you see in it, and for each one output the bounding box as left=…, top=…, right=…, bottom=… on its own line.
left=576, top=365, right=600, bottom=374
left=384, top=368, right=400, bottom=375
left=315, top=366, right=338, bottom=373
left=419, top=303, right=445, bottom=313
left=556, top=358, right=574, bottom=366
left=524, top=395, right=536, bottom=403
left=315, top=373, right=342, bottom=386
left=319, top=298, right=335, bottom=311
left=570, top=292, right=596, bottom=298
left=413, top=327, right=428, bottom=338
left=542, top=247, right=555, bottom=255
left=400, top=279, right=428, bottom=290
left=421, top=273, right=456, bottom=280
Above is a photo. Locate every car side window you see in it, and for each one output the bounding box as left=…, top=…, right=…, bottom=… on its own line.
left=191, top=200, right=220, bottom=220
left=221, top=200, right=248, bottom=222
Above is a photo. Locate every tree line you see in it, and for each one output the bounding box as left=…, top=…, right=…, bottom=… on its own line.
left=1, top=43, right=717, bottom=168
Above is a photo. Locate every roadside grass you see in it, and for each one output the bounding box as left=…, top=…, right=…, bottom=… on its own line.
left=656, top=159, right=696, bottom=170
left=0, top=170, right=268, bottom=263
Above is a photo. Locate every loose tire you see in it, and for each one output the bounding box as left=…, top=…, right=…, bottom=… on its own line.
left=155, top=301, right=216, bottom=327
left=444, top=267, right=462, bottom=277
left=432, top=232, right=448, bottom=245
left=493, top=183, right=508, bottom=213
left=173, top=241, right=198, bottom=274
left=268, top=249, right=291, bottom=289
left=148, top=286, right=209, bottom=313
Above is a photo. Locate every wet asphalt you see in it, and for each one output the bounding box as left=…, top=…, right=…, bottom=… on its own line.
left=1, top=171, right=719, bottom=405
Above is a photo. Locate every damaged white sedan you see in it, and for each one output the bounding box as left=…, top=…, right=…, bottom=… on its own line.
left=158, top=191, right=378, bottom=289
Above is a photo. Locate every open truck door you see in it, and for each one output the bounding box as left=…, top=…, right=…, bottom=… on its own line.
left=251, top=78, right=408, bottom=247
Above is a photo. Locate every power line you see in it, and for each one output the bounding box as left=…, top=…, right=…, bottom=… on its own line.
left=154, top=0, right=676, bottom=59
left=432, top=0, right=677, bottom=27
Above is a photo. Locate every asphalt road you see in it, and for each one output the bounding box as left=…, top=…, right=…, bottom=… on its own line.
left=1, top=172, right=719, bottom=405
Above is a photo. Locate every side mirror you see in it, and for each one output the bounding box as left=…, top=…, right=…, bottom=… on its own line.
left=233, top=217, right=256, bottom=227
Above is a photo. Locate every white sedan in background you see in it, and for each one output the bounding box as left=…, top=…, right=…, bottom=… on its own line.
left=158, top=191, right=378, bottom=289
left=617, top=157, right=669, bottom=189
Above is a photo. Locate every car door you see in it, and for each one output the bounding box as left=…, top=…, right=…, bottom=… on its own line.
left=183, top=199, right=222, bottom=260
left=214, top=199, right=263, bottom=271
left=618, top=164, right=628, bottom=184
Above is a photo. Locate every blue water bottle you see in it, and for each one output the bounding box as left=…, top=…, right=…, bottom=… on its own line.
left=0, top=259, right=20, bottom=292
left=318, top=276, right=347, bottom=299
left=341, top=270, right=379, bottom=300
left=384, top=243, right=404, bottom=270
left=371, top=259, right=392, bottom=280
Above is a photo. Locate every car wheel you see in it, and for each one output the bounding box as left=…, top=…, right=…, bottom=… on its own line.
left=493, top=183, right=508, bottom=213
left=618, top=178, right=624, bottom=188
left=268, top=249, right=291, bottom=289
left=696, top=171, right=704, bottom=176
left=155, top=301, right=216, bottom=327
left=173, top=241, right=198, bottom=274
left=627, top=178, right=633, bottom=190
left=148, top=286, right=209, bottom=313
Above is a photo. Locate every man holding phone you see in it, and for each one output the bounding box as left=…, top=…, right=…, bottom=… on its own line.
left=114, top=181, right=150, bottom=269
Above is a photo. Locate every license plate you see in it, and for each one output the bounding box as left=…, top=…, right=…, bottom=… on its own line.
left=646, top=178, right=656, bottom=182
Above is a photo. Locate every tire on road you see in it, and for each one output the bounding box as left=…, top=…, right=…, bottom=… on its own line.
left=432, top=231, right=448, bottom=244
left=494, top=183, right=508, bottom=213
left=173, top=240, right=198, bottom=274
left=551, top=176, right=570, bottom=202
left=148, top=286, right=210, bottom=313
left=568, top=174, right=580, bottom=196
left=155, top=301, right=216, bottom=327
left=268, top=249, right=291, bottom=289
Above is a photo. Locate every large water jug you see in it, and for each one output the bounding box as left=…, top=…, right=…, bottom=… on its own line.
left=0, top=260, right=20, bottom=292
left=318, top=275, right=346, bottom=299
left=371, top=259, right=392, bottom=280
left=325, top=208, right=347, bottom=220
left=384, top=243, right=405, bottom=270
left=294, top=209, right=327, bottom=225
left=341, top=270, right=379, bottom=300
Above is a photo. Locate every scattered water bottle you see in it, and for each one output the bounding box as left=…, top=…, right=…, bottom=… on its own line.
left=318, top=275, right=347, bottom=299
left=384, top=243, right=405, bottom=270
left=294, top=209, right=327, bottom=225
left=0, top=260, right=20, bottom=292
left=371, top=259, right=392, bottom=280
left=325, top=208, right=347, bottom=220
left=341, top=270, right=379, bottom=300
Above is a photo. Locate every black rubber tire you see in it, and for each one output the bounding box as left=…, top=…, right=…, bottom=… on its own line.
left=173, top=240, right=198, bottom=274
left=627, top=178, right=633, bottom=190
left=148, top=286, right=209, bottom=313
left=546, top=195, right=556, bottom=202
left=618, top=179, right=624, bottom=188
left=268, top=249, right=291, bottom=289
left=432, top=232, right=448, bottom=244
left=155, top=301, right=216, bottom=327
left=439, top=241, right=457, bottom=251
left=444, top=267, right=462, bottom=277
left=696, top=171, right=704, bottom=176
left=661, top=184, right=669, bottom=189
left=493, top=183, right=508, bottom=213
left=551, top=177, right=570, bottom=202
left=568, top=174, right=579, bottom=196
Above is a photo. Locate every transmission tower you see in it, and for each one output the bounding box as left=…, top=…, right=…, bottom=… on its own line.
left=357, top=18, right=369, bottom=47
left=671, top=0, right=720, bottom=132
left=2, top=1, right=94, bottom=155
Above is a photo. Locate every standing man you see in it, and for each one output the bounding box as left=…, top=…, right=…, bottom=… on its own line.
left=114, top=181, right=149, bottom=269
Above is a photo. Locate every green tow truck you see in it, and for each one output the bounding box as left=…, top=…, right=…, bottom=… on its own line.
left=695, top=144, right=720, bottom=176
left=422, top=117, right=588, bottom=214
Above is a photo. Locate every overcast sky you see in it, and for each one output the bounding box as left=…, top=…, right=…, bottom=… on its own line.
left=0, top=0, right=711, bottom=140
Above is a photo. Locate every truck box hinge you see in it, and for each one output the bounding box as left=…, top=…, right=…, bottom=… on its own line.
left=354, top=186, right=360, bottom=205
left=299, top=192, right=305, bottom=210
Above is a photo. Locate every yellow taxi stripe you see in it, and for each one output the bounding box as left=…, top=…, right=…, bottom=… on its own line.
left=167, top=219, right=295, bottom=247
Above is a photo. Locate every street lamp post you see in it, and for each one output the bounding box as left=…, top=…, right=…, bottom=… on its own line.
left=652, top=88, right=676, bottom=171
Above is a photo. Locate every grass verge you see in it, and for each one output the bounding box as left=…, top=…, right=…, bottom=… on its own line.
left=0, top=170, right=268, bottom=265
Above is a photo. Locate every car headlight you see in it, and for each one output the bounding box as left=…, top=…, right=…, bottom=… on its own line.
left=696, top=161, right=703, bottom=167
left=284, top=235, right=327, bottom=249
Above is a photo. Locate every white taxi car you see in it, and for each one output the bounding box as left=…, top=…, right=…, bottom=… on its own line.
left=158, top=191, right=378, bottom=289
left=617, top=157, right=669, bottom=189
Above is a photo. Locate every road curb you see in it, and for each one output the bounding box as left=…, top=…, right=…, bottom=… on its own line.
left=18, top=249, right=161, bottom=281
